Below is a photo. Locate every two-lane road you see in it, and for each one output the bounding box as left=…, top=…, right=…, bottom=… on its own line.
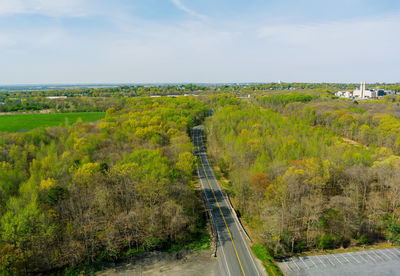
left=192, top=126, right=263, bottom=276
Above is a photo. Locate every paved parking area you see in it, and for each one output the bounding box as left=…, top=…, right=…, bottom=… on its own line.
left=277, top=248, right=400, bottom=276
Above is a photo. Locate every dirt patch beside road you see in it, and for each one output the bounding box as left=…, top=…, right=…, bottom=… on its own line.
left=96, top=250, right=219, bottom=276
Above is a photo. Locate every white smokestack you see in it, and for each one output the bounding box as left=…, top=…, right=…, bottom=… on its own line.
left=360, top=82, right=363, bottom=98
left=362, top=82, right=366, bottom=98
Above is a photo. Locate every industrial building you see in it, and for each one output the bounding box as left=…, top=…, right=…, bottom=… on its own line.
left=335, top=82, right=381, bottom=99
left=353, top=82, right=377, bottom=99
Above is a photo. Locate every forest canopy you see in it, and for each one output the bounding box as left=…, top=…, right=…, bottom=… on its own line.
left=3, top=91, right=400, bottom=273
left=0, top=97, right=208, bottom=274
left=206, top=94, right=400, bottom=257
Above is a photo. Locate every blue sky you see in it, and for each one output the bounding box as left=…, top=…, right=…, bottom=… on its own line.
left=0, top=0, right=399, bottom=84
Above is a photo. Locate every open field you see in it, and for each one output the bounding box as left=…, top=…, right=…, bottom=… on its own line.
left=0, top=112, right=105, bottom=132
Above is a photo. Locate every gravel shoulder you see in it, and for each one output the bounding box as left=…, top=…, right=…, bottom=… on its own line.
left=96, top=250, right=220, bottom=276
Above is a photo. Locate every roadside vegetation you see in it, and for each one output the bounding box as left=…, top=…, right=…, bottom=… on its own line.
left=251, top=244, right=283, bottom=276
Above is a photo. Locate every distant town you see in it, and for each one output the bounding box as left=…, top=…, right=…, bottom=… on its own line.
left=335, top=82, right=397, bottom=100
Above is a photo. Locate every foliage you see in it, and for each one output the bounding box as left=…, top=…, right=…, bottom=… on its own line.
left=0, top=244, right=26, bottom=273
left=251, top=244, right=283, bottom=276
left=317, top=235, right=335, bottom=249
left=206, top=96, right=400, bottom=257
left=385, top=218, right=400, bottom=245
left=0, top=97, right=209, bottom=274
left=359, top=234, right=368, bottom=245
left=256, top=94, right=318, bottom=107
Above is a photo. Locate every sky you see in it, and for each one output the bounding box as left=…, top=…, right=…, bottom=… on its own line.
left=0, top=0, right=400, bottom=84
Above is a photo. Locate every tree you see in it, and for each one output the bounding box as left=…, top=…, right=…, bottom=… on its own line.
left=176, top=152, right=196, bottom=178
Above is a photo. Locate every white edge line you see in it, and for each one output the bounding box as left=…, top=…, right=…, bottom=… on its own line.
left=336, top=254, right=349, bottom=264
left=332, top=254, right=343, bottom=265
left=340, top=254, right=351, bottom=264
left=203, top=147, right=261, bottom=276
left=195, top=133, right=232, bottom=276
left=356, top=252, right=370, bottom=263
left=299, top=257, right=309, bottom=269
left=308, top=256, right=318, bottom=268
left=371, top=250, right=385, bottom=262
left=291, top=259, right=302, bottom=271
left=198, top=164, right=232, bottom=276
left=346, top=252, right=361, bottom=264
left=363, top=252, right=378, bottom=264
left=323, top=255, right=335, bottom=266
left=378, top=250, right=392, bottom=260
left=381, top=249, right=396, bottom=260
left=284, top=260, right=293, bottom=271
left=316, top=255, right=327, bottom=267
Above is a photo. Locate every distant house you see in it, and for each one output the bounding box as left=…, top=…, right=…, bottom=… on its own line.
left=46, top=96, right=67, bottom=99
left=335, top=91, right=353, bottom=99
left=335, top=91, right=344, bottom=97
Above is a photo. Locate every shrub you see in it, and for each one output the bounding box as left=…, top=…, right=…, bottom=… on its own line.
left=317, top=235, right=335, bottom=249
left=359, top=234, right=368, bottom=245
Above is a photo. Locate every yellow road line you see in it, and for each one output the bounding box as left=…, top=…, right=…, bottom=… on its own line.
left=195, top=132, right=246, bottom=276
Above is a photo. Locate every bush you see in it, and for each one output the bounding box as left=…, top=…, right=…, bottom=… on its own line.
left=317, top=235, right=335, bottom=249
left=251, top=244, right=283, bottom=276
left=143, top=238, right=166, bottom=251
left=218, top=158, right=226, bottom=173
left=386, top=219, right=400, bottom=245
left=294, top=240, right=307, bottom=253
left=0, top=244, right=26, bottom=273
left=359, top=234, right=368, bottom=245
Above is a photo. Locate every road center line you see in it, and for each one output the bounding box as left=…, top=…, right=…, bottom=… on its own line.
left=202, top=146, right=260, bottom=276
left=195, top=130, right=246, bottom=276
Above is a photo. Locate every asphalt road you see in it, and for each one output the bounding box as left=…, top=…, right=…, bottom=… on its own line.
left=192, top=126, right=262, bottom=276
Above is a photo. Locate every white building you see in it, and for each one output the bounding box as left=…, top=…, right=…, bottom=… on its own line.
left=46, top=96, right=67, bottom=99
left=344, top=91, right=353, bottom=98
left=353, top=82, right=377, bottom=99
left=335, top=91, right=353, bottom=99
left=335, top=91, right=344, bottom=97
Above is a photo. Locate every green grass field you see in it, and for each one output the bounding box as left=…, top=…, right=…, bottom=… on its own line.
left=0, top=112, right=105, bottom=132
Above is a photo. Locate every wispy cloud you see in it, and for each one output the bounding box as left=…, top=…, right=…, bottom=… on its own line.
left=1, top=1, right=400, bottom=84
left=170, top=0, right=207, bottom=20
left=0, top=0, right=91, bottom=17
left=257, top=15, right=400, bottom=46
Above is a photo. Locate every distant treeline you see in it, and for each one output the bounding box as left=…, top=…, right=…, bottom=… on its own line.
left=1, top=82, right=400, bottom=103
left=0, top=97, right=124, bottom=113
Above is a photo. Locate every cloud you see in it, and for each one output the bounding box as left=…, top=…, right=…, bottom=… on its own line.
left=257, top=15, right=400, bottom=46
left=170, top=0, right=207, bottom=20
left=254, top=15, right=400, bottom=82
left=256, top=15, right=400, bottom=62
left=0, top=0, right=91, bottom=17
left=87, top=13, right=400, bottom=83
left=1, top=1, right=400, bottom=84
